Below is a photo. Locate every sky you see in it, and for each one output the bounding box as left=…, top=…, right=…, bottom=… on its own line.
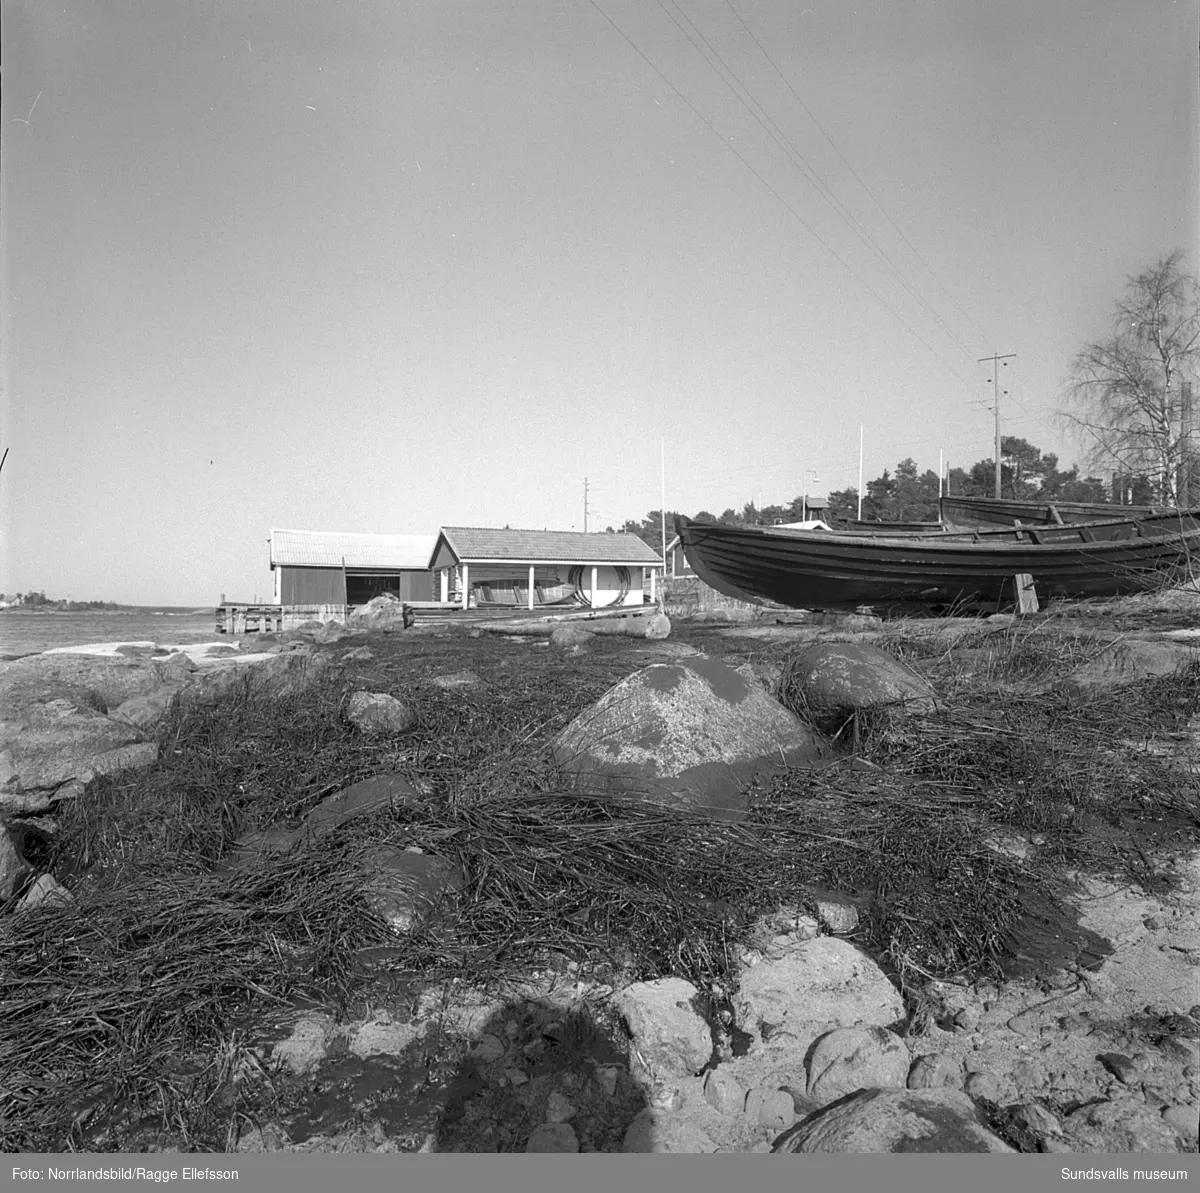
left=2, top=0, right=1197, bottom=605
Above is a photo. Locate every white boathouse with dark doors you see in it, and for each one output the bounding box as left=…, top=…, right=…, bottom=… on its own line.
left=429, top=527, right=665, bottom=610
left=269, top=529, right=437, bottom=606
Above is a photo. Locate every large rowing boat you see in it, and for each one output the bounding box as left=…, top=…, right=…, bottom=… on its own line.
left=674, top=513, right=1200, bottom=611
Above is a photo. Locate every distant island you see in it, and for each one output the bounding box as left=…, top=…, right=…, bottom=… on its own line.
left=0, top=591, right=120, bottom=612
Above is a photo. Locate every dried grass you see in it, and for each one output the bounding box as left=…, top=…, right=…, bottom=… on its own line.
left=2, top=625, right=1197, bottom=1151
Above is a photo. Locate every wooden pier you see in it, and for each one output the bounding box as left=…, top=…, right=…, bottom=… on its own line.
left=215, top=603, right=348, bottom=634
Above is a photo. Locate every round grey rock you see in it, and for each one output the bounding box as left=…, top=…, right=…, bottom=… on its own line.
left=807, top=1027, right=911, bottom=1106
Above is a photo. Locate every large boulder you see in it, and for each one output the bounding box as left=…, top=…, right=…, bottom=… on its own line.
left=773, top=1088, right=1015, bottom=1153
left=734, top=937, right=905, bottom=1061
left=0, top=652, right=185, bottom=719
left=1060, top=638, right=1199, bottom=694
left=348, top=595, right=411, bottom=632
left=1063, top=1095, right=1184, bottom=1153
left=550, top=654, right=829, bottom=819
left=779, top=642, right=937, bottom=734
left=0, top=698, right=157, bottom=808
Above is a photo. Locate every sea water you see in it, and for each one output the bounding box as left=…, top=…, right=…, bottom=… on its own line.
left=0, top=607, right=221, bottom=659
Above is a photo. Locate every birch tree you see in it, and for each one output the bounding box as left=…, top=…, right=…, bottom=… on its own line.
left=1060, top=252, right=1199, bottom=502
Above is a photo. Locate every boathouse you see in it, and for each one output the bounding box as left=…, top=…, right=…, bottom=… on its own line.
left=269, top=529, right=437, bottom=606
left=429, top=527, right=664, bottom=610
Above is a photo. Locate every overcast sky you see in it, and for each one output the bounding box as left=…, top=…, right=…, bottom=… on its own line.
left=2, top=0, right=1196, bottom=605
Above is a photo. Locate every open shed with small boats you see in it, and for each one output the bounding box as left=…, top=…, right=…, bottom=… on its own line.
left=269, top=529, right=437, bottom=607
left=429, top=527, right=664, bottom=610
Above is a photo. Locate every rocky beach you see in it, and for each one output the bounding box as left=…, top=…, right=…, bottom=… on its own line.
left=1, top=592, right=1198, bottom=1155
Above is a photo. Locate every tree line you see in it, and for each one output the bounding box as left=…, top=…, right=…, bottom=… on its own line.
left=0, top=592, right=118, bottom=610
left=611, top=435, right=1114, bottom=545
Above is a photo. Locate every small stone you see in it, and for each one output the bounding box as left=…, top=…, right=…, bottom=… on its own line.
left=750, top=1088, right=795, bottom=1131
left=505, top=1068, right=529, bottom=1086
left=1008, top=1101, right=1067, bottom=1147
left=16, top=873, right=73, bottom=912
left=1142, top=1082, right=1176, bottom=1110
left=816, top=900, right=859, bottom=934
left=1161, top=1036, right=1200, bottom=1064
left=0, top=826, right=32, bottom=900
left=643, top=613, right=671, bottom=640
left=1097, top=1052, right=1140, bottom=1085
left=703, top=1069, right=747, bottom=1117
left=526, top=1123, right=579, bottom=1153
left=545, top=1092, right=575, bottom=1123
left=964, top=1072, right=1002, bottom=1101
left=473, top=1033, right=506, bottom=1063
left=1162, top=1104, right=1199, bottom=1142
left=907, top=1053, right=964, bottom=1090
left=594, top=1066, right=619, bottom=1096
left=621, top=1109, right=717, bottom=1153
left=346, top=691, right=416, bottom=736
left=952, top=1008, right=979, bottom=1033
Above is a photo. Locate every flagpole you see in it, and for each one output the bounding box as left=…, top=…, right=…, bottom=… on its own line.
left=660, top=438, right=667, bottom=577
left=857, top=424, right=864, bottom=520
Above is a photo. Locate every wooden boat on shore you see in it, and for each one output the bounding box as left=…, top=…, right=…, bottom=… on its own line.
left=939, top=494, right=1172, bottom=531
left=674, top=513, right=1200, bottom=611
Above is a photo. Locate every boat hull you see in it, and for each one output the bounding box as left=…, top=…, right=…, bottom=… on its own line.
left=674, top=516, right=1200, bottom=611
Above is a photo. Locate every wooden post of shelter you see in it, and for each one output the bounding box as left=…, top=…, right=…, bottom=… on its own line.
left=527, top=565, right=535, bottom=611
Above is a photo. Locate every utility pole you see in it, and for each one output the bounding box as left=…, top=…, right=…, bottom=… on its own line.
left=583, top=477, right=589, bottom=533
left=979, top=353, right=1016, bottom=498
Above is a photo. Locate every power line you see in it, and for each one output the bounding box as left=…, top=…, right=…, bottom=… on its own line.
left=724, top=0, right=994, bottom=352
left=588, top=0, right=985, bottom=399
left=659, top=0, right=986, bottom=387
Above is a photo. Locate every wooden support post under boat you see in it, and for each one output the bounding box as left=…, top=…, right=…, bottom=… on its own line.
left=1014, top=573, right=1039, bottom=614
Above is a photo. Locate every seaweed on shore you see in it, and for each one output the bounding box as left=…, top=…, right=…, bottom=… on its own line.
left=2, top=622, right=1197, bottom=1151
